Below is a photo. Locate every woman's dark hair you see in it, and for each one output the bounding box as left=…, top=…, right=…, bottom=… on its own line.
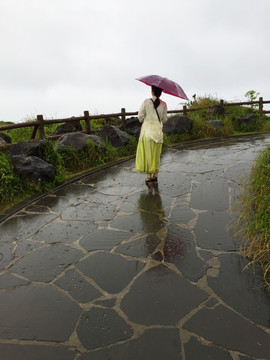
left=151, top=85, right=163, bottom=108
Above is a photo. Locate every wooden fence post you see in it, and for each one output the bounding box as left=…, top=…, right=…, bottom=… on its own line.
left=259, top=97, right=263, bottom=116
left=37, top=115, right=45, bottom=139
left=84, top=111, right=91, bottom=134
left=121, top=108, right=126, bottom=129
left=30, top=125, right=38, bottom=140
left=183, top=105, right=187, bottom=116
left=220, top=99, right=224, bottom=107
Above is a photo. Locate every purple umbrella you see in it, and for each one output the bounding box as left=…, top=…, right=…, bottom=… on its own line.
left=136, top=74, right=188, bottom=100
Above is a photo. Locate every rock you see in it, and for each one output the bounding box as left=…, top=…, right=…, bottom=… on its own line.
left=9, top=155, right=56, bottom=184
left=98, top=125, right=130, bottom=147
left=163, top=115, right=193, bottom=135
left=0, top=138, right=7, bottom=146
left=238, top=114, right=255, bottom=127
left=206, top=104, right=225, bottom=118
left=207, top=120, right=224, bottom=130
left=9, top=140, right=48, bottom=158
left=54, top=119, right=82, bottom=135
left=0, top=132, right=12, bottom=144
left=56, top=133, right=106, bottom=151
left=122, top=117, right=141, bottom=139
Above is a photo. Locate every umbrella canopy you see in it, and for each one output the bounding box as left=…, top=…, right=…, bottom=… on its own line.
left=136, top=74, right=188, bottom=100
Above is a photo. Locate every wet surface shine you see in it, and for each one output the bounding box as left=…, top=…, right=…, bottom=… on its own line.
left=1, top=134, right=270, bottom=359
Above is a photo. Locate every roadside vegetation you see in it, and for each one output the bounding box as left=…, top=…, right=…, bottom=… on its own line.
left=236, top=146, right=270, bottom=290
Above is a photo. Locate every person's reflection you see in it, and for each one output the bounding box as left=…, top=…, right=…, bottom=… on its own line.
left=137, top=184, right=165, bottom=256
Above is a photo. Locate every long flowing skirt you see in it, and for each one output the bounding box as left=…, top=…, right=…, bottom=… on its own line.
left=135, top=135, right=162, bottom=174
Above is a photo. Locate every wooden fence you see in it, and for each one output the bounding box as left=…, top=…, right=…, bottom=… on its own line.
left=0, top=97, right=270, bottom=144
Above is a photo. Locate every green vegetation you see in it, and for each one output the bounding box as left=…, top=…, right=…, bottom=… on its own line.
left=236, top=146, right=270, bottom=290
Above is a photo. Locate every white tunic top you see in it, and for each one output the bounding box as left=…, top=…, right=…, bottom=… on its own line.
left=138, top=97, right=167, bottom=143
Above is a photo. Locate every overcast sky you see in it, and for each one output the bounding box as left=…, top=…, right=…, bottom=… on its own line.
left=1, top=0, right=269, bottom=123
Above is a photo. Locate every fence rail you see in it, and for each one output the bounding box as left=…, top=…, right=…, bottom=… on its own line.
left=0, top=98, right=270, bottom=145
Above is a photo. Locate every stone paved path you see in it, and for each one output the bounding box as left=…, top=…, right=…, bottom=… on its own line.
left=1, top=134, right=270, bottom=360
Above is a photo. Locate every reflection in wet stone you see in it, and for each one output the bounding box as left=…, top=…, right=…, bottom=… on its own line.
left=115, top=234, right=161, bottom=258
left=77, top=307, right=133, bottom=350
left=80, top=229, right=130, bottom=251
left=195, top=211, right=236, bottom=251
left=77, top=328, right=182, bottom=360
left=184, top=337, right=232, bottom=360
left=190, top=179, right=229, bottom=211
left=0, top=285, right=81, bottom=341
left=164, top=225, right=208, bottom=281
left=55, top=269, right=102, bottom=303
left=207, top=253, right=270, bottom=327
left=10, top=244, right=84, bottom=282
left=77, top=252, right=145, bottom=294
left=120, top=264, right=207, bottom=325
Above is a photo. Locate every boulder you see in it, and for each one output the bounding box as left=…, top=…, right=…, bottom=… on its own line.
left=206, top=120, right=224, bottom=130
left=98, top=125, right=130, bottom=147
left=238, top=114, right=255, bottom=127
left=206, top=104, right=225, bottom=118
left=9, top=140, right=48, bottom=158
left=10, top=155, right=56, bottom=184
left=54, top=119, right=83, bottom=135
left=122, top=117, right=141, bottom=139
left=56, top=132, right=106, bottom=151
left=0, top=138, right=7, bottom=146
left=163, top=115, right=193, bottom=135
left=0, top=132, right=12, bottom=144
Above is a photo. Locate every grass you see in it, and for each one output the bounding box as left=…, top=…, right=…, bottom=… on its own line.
left=236, top=146, right=270, bottom=290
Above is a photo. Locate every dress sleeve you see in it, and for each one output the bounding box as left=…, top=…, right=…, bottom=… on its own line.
left=161, top=103, right=168, bottom=123
left=138, top=100, right=147, bottom=123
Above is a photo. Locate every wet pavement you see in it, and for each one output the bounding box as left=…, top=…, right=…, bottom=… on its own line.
left=1, top=134, right=270, bottom=360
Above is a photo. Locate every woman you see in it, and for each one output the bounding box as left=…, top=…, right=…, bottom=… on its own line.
left=135, top=85, right=167, bottom=183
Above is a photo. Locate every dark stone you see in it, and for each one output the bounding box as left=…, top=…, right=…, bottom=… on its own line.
left=33, top=220, right=96, bottom=244
left=9, top=155, right=56, bottom=183
left=190, top=179, right=229, bottom=211
left=0, top=273, right=30, bottom=289
left=94, top=298, right=117, bottom=307
left=238, top=113, right=255, bottom=127
left=61, top=202, right=117, bottom=222
left=77, top=307, right=133, bottom=350
left=207, top=253, right=270, bottom=327
left=77, top=328, right=182, bottom=360
left=206, top=104, right=225, bottom=118
left=0, top=344, right=75, bottom=360
left=170, top=206, right=196, bottom=224
left=53, top=122, right=77, bottom=135
left=80, top=228, right=131, bottom=251
left=164, top=225, right=209, bottom=281
left=14, top=239, right=43, bottom=257
left=0, top=132, right=12, bottom=143
left=53, top=183, right=96, bottom=198
left=77, top=252, right=145, bottom=294
left=98, top=125, right=130, bottom=147
left=116, top=234, right=161, bottom=258
left=151, top=250, right=164, bottom=262
left=0, top=285, right=81, bottom=341
left=195, top=211, right=236, bottom=251
left=10, top=244, right=84, bottom=282
left=9, top=139, right=48, bottom=157
left=122, top=117, right=141, bottom=139
left=185, top=337, right=232, bottom=360
left=207, top=120, right=224, bottom=129
left=55, top=269, right=102, bottom=303
left=56, top=132, right=105, bottom=151
left=120, top=264, right=207, bottom=325
left=163, top=115, right=193, bottom=135
left=183, top=304, right=270, bottom=358
left=0, top=243, right=15, bottom=270
left=0, top=137, right=7, bottom=146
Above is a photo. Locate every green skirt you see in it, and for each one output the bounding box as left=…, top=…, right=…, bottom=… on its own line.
left=135, top=135, right=162, bottom=174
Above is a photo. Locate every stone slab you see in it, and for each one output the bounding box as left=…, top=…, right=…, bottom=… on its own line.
left=0, top=285, right=81, bottom=341
left=121, top=264, right=207, bottom=325
left=77, top=307, right=133, bottom=350
left=61, top=203, right=117, bottom=222
left=184, top=337, right=232, bottom=360
left=80, top=229, right=130, bottom=251
left=115, top=234, right=161, bottom=258
left=77, top=328, right=182, bottom=360
left=77, top=252, right=145, bottom=294
left=0, top=273, right=30, bottom=289
left=184, top=304, right=270, bottom=358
